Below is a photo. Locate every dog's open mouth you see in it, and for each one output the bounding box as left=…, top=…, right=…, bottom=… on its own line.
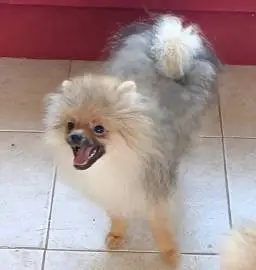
left=72, top=145, right=105, bottom=170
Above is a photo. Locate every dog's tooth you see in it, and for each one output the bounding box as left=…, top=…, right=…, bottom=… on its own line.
left=89, top=149, right=97, bottom=159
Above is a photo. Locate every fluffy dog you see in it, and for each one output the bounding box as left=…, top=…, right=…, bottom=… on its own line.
left=221, top=224, right=256, bottom=270
left=44, top=15, right=220, bottom=267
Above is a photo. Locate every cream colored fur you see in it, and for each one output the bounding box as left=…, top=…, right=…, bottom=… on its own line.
left=47, top=130, right=149, bottom=218
left=152, top=15, right=203, bottom=79
left=221, top=225, right=256, bottom=270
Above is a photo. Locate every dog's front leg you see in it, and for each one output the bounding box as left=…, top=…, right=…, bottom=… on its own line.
left=106, top=216, right=126, bottom=249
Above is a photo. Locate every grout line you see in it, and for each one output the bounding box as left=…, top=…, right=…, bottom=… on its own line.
left=68, top=60, right=72, bottom=78
left=200, top=135, right=256, bottom=140
left=0, top=130, right=43, bottom=134
left=0, top=246, right=44, bottom=251
left=1, top=130, right=255, bottom=139
left=218, top=136, right=256, bottom=140
left=199, top=135, right=222, bottom=138
left=217, top=91, right=233, bottom=229
left=0, top=246, right=219, bottom=256
left=41, top=167, right=57, bottom=270
left=181, top=252, right=219, bottom=256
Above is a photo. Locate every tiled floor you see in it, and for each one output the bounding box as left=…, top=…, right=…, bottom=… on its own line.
left=0, top=58, right=255, bottom=270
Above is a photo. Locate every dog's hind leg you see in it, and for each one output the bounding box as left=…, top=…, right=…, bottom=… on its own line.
left=149, top=203, right=180, bottom=268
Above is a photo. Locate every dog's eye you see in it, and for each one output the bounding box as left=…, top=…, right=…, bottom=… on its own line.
left=67, top=121, right=75, bottom=132
left=93, top=125, right=105, bottom=135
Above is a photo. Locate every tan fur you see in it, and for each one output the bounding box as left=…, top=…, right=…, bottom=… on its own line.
left=106, top=217, right=126, bottom=249
left=221, top=225, right=256, bottom=270
left=66, top=107, right=110, bottom=140
left=149, top=204, right=180, bottom=267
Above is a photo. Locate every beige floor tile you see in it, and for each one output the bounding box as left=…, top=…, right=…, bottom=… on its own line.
left=0, top=133, right=54, bottom=247
left=179, top=138, right=229, bottom=253
left=219, top=66, right=256, bottom=137
left=0, top=249, right=42, bottom=270
left=70, top=60, right=103, bottom=77
left=200, top=104, right=221, bottom=137
left=225, top=138, right=256, bottom=224
left=0, top=58, right=69, bottom=131
left=48, top=181, right=109, bottom=250
left=45, top=251, right=219, bottom=270
left=48, top=138, right=228, bottom=253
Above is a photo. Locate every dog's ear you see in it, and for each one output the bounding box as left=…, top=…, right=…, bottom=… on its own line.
left=61, top=80, right=72, bottom=88
left=58, top=79, right=72, bottom=93
left=117, top=81, right=137, bottom=93
left=116, top=81, right=142, bottom=107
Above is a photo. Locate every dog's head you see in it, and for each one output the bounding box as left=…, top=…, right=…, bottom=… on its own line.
left=44, top=74, right=156, bottom=170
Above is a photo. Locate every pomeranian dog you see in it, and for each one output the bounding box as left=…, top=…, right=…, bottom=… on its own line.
left=221, top=224, right=256, bottom=270
left=44, top=15, right=220, bottom=267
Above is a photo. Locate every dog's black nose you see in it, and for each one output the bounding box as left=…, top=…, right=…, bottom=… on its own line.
left=69, top=134, right=82, bottom=144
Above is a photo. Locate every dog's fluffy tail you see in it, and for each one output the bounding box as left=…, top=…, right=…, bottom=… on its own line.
left=152, top=15, right=205, bottom=79
left=107, top=14, right=220, bottom=100
left=220, top=225, right=256, bottom=270
left=152, top=15, right=220, bottom=96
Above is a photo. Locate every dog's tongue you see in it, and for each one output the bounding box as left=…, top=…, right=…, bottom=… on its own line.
left=73, top=147, right=93, bottom=166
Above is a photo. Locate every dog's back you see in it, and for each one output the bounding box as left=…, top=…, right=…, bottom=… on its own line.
left=105, top=15, right=220, bottom=104
left=105, top=15, right=221, bottom=160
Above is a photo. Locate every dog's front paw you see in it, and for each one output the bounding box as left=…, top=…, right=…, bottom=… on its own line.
left=105, top=232, right=124, bottom=249
left=160, top=248, right=180, bottom=268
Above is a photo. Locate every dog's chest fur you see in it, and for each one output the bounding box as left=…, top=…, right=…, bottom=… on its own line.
left=55, top=138, right=148, bottom=218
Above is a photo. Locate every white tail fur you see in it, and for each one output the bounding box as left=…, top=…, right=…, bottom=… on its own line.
left=152, top=15, right=204, bottom=79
